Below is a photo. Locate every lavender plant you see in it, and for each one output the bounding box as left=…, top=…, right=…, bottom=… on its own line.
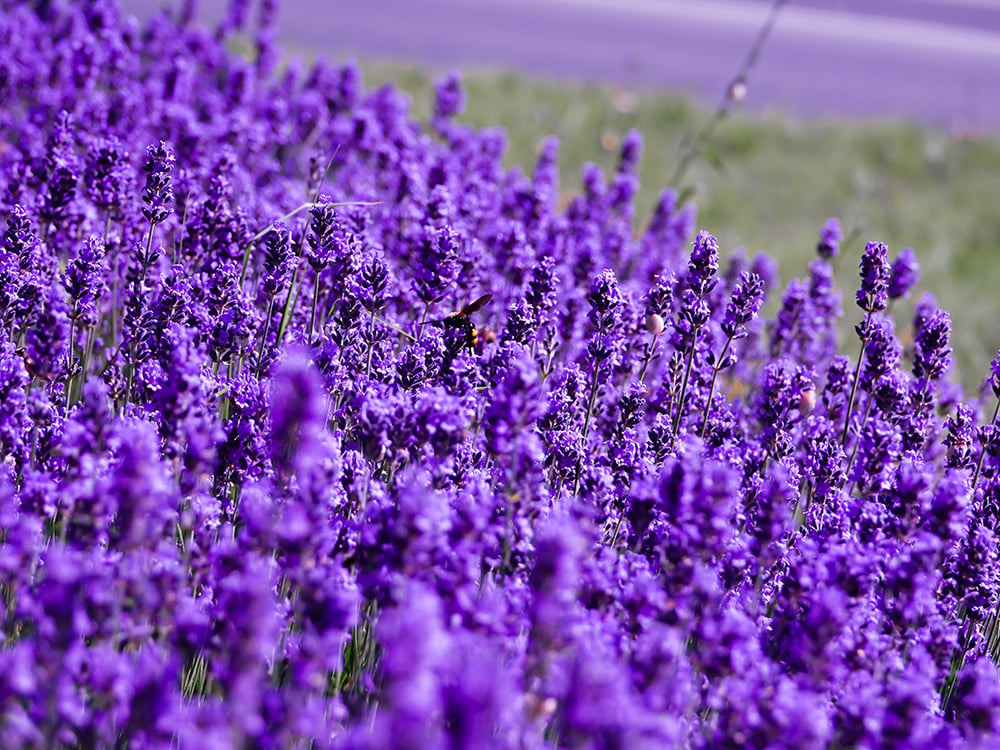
left=3, top=1, right=1000, bottom=748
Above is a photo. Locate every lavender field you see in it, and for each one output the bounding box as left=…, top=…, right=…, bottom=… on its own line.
left=4, top=1, right=1000, bottom=748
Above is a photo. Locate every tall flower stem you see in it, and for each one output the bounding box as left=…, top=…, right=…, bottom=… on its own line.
left=845, top=396, right=876, bottom=493
left=255, top=297, right=276, bottom=378
left=574, top=324, right=608, bottom=497
left=636, top=332, right=658, bottom=384
left=581, top=362, right=602, bottom=446
left=103, top=211, right=120, bottom=345
left=64, top=302, right=78, bottom=407
left=145, top=220, right=155, bottom=264
left=673, top=329, right=700, bottom=435
left=275, top=233, right=311, bottom=348
left=581, top=321, right=608, bottom=444
left=841, top=311, right=872, bottom=447
left=668, top=0, right=787, bottom=188
left=364, top=310, right=376, bottom=379
left=700, top=335, right=734, bottom=438
left=416, top=305, right=430, bottom=341
left=972, top=398, right=1000, bottom=490
left=308, top=278, right=321, bottom=341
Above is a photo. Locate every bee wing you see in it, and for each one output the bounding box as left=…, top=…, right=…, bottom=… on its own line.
left=460, top=293, right=493, bottom=316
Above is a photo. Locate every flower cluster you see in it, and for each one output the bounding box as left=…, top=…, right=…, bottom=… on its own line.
left=2, top=2, right=1000, bottom=749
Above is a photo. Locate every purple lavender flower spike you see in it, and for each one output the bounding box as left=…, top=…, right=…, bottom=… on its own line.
left=816, top=217, right=842, bottom=259
left=888, top=247, right=920, bottom=300
left=618, top=129, right=643, bottom=176
left=39, top=111, right=80, bottom=227
left=856, top=240, right=891, bottom=313
left=945, top=404, right=976, bottom=471
left=913, top=307, right=953, bottom=383
left=721, top=271, right=765, bottom=340
left=688, top=229, right=720, bottom=297
left=432, top=70, right=466, bottom=126
left=260, top=220, right=293, bottom=298
left=141, top=140, right=175, bottom=227
left=85, top=135, right=132, bottom=219
left=990, top=349, right=1000, bottom=398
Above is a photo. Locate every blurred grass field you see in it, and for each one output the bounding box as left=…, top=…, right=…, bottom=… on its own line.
left=356, top=61, right=1000, bottom=393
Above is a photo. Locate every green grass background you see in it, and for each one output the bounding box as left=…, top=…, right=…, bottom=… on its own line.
left=356, top=60, right=1000, bottom=393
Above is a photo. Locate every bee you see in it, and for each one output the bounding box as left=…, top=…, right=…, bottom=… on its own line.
left=441, top=293, right=493, bottom=351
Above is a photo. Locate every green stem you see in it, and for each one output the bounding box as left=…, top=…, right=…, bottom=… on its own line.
left=309, top=275, right=321, bottom=341
left=841, top=311, right=871, bottom=448
left=573, top=352, right=605, bottom=497
left=668, top=0, right=787, bottom=187
left=364, top=310, right=376, bottom=379
left=122, top=255, right=154, bottom=409
left=636, top=332, right=658, bottom=384
left=146, top=220, right=155, bottom=262
left=500, top=487, right=519, bottom=578
left=700, top=335, right=734, bottom=438
left=275, top=263, right=302, bottom=348
left=416, top=304, right=430, bottom=341
left=106, top=214, right=121, bottom=347
left=255, top=297, right=276, bottom=379
left=941, top=608, right=971, bottom=712
left=972, top=398, right=1000, bottom=490
left=845, top=394, right=876, bottom=489
left=174, top=202, right=188, bottom=265
left=673, top=328, right=700, bottom=435
left=581, top=359, right=603, bottom=443
left=64, top=303, right=78, bottom=408
left=608, top=510, right=626, bottom=548
left=75, top=325, right=95, bottom=404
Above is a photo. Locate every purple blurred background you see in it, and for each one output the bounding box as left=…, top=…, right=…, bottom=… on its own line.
left=121, top=0, right=1000, bottom=135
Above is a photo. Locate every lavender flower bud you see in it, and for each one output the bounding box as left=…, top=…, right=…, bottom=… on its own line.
left=822, top=355, right=851, bottom=419
left=860, top=316, right=900, bottom=392
left=207, top=263, right=249, bottom=362
left=888, top=247, right=919, bottom=300
left=413, top=224, right=461, bottom=304
left=61, top=236, right=106, bottom=328
left=688, top=230, right=719, bottom=297
left=803, top=417, right=846, bottom=501
left=141, top=140, right=175, bottom=225
left=525, top=255, right=558, bottom=316
left=855, top=241, right=891, bottom=313
left=990, top=349, right=1000, bottom=399
left=586, top=268, right=624, bottom=330
left=816, top=217, right=842, bottom=259
left=721, top=271, right=765, bottom=340
left=2, top=205, right=38, bottom=271
left=945, top=404, right=975, bottom=470
left=913, top=308, right=952, bottom=382
left=642, top=274, right=671, bottom=320
left=305, top=201, right=342, bottom=271
left=432, top=70, right=465, bottom=124
left=618, top=129, right=643, bottom=176
left=260, top=220, right=293, bottom=298
left=39, top=111, right=79, bottom=225
left=769, top=278, right=806, bottom=358
left=85, top=135, right=132, bottom=217
left=673, top=289, right=710, bottom=352
left=358, top=254, right=391, bottom=313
